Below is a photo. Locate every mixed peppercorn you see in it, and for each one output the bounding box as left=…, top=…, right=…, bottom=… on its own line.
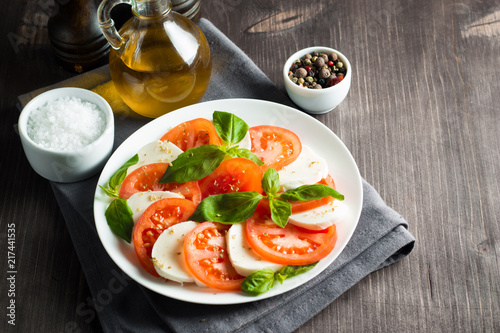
left=288, top=51, right=346, bottom=89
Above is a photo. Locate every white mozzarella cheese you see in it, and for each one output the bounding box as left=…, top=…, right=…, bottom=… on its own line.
left=278, top=145, right=329, bottom=191
left=151, top=221, right=199, bottom=284
left=127, top=191, right=183, bottom=223
left=127, top=140, right=183, bottom=175
left=226, top=223, right=283, bottom=276
left=288, top=200, right=348, bottom=230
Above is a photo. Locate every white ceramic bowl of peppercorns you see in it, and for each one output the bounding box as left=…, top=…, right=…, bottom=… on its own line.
left=283, top=46, right=351, bottom=114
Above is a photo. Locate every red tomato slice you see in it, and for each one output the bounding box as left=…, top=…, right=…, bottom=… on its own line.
left=184, top=222, right=245, bottom=290
left=160, top=118, right=222, bottom=151
left=245, top=212, right=337, bottom=266
left=118, top=163, right=201, bottom=205
left=198, top=158, right=263, bottom=199
left=249, top=125, right=302, bottom=171
left=133, top=198, right=196, bottom=276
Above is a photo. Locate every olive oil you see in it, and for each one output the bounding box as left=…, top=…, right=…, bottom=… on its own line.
left=109, top=23, right=211, bottom=118
left=99, top=0, right=212, bottom=118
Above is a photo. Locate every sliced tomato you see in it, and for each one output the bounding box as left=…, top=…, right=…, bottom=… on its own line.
left=244, top=212, right=337, bottom=266
left=184, top=222, right=245, bottom=290
left=160, top=118, right=222, bottom=151
left=249, top=125, right=302, bottom=171
left=118, top=163, right=201, bottom=205
left=198, top=158, right=263, bottom=199
left=133, top=198, right=196, bottom=276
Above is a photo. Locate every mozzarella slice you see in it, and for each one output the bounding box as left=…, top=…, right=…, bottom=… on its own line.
left=288, top=200, right=348, bottom=230
left=226, top=223, right=283, bottom=276
left=127, top=140, right=183, bottom=175
left=278, top=145, right=329, bottom=191
left=151, top=221, right=199, bottom=283
left=127, top=191, right=183, bottom=223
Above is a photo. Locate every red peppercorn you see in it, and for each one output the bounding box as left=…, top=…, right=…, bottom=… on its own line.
left=305, top=66, right=312, bottom=72
left=328, top=61, right=334, bottom=67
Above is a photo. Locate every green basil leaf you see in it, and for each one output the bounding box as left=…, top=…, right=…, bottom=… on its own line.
left=269, top=198, right=291, bottom=227
left=280, top=184, right=344, bottom=201
left=241, top=269, right=275, bottom=296
left=105, top=198, right=134, bottom=243
left=275, top=262, right=318, bottom=284
left=160, top=145, right=226, bottom=183
left=213, top=110, right=249, bottom=146
left=109, top=154, right=139, bottom=188
left=99, top=185, right=118, bottom=197
left=261, top=168, right=280, bottom=196
left=189, top=192, right=263, bottom=223
left=101, top=154, right=139, bottom=197
left=226, top=146, right=264, bottom=166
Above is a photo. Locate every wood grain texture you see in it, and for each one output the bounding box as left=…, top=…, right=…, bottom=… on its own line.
left=1, top=0, right=499, bottom=332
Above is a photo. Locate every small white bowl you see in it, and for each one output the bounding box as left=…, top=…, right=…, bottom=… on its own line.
left=18, top=87, right=114, bottom=183
left=283, top=46, right=352, bottom=114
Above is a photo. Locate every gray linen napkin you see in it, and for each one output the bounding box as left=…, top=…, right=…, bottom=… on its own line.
left=19, top=19, right=415, bottom=333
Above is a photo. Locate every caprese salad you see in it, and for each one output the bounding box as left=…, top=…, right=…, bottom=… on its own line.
left=100, top=111, right=347, bottom=295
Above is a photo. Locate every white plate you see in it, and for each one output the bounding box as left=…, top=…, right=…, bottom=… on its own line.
left=94, top=98, right=362, bottom=305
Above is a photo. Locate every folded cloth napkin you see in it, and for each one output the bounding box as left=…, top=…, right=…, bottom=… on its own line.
left=18, top=19, right=415, bottom=333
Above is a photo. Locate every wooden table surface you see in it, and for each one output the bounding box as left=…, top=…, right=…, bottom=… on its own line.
left=1, top=0, right=499, bottom=332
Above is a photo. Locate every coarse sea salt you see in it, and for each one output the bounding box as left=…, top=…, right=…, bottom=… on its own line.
left=27, top=96, right=106, bottom=151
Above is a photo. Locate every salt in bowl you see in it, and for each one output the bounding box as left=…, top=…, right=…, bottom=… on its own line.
left=18, top=87, right=114, bottom=183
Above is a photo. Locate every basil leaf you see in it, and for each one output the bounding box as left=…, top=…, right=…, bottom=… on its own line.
left=109, top=154, right=139, bottom=188
left=241, top=263, right=318, bottom=296
left=280, top=184, right=344, bottom=201
left=261, top=168, right=280, bottom=196
left=99, top=185, right=119, bottom=197
left=241, top=269, right=275, bottom=296
left=101, top=154, right=139, bottom=197
left=160, top=145, right=226, bottom=183
left=105, top=198, right=134, bottom=243
left=189, top=192, right=263, bottom=223
left=275, top=262, right=318, bottom=284
left=213, top=110, right=249, bottom=146
left=269, top=198, right=291, bottom=227
left=226, top=146, right=264, bottom=166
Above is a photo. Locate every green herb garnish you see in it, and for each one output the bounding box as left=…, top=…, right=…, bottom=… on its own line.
left=159, top=111, right=263, bottom=184
left=241, top=263, right=318, bottom=296
left=99, top=154, right=139, bottom=197
left=189, top=168, right=344, bottom=227
left=104, top=198, right=134, bottom=243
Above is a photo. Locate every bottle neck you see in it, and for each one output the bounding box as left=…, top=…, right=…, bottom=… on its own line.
left=132, top=0, right=172, bottom=18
